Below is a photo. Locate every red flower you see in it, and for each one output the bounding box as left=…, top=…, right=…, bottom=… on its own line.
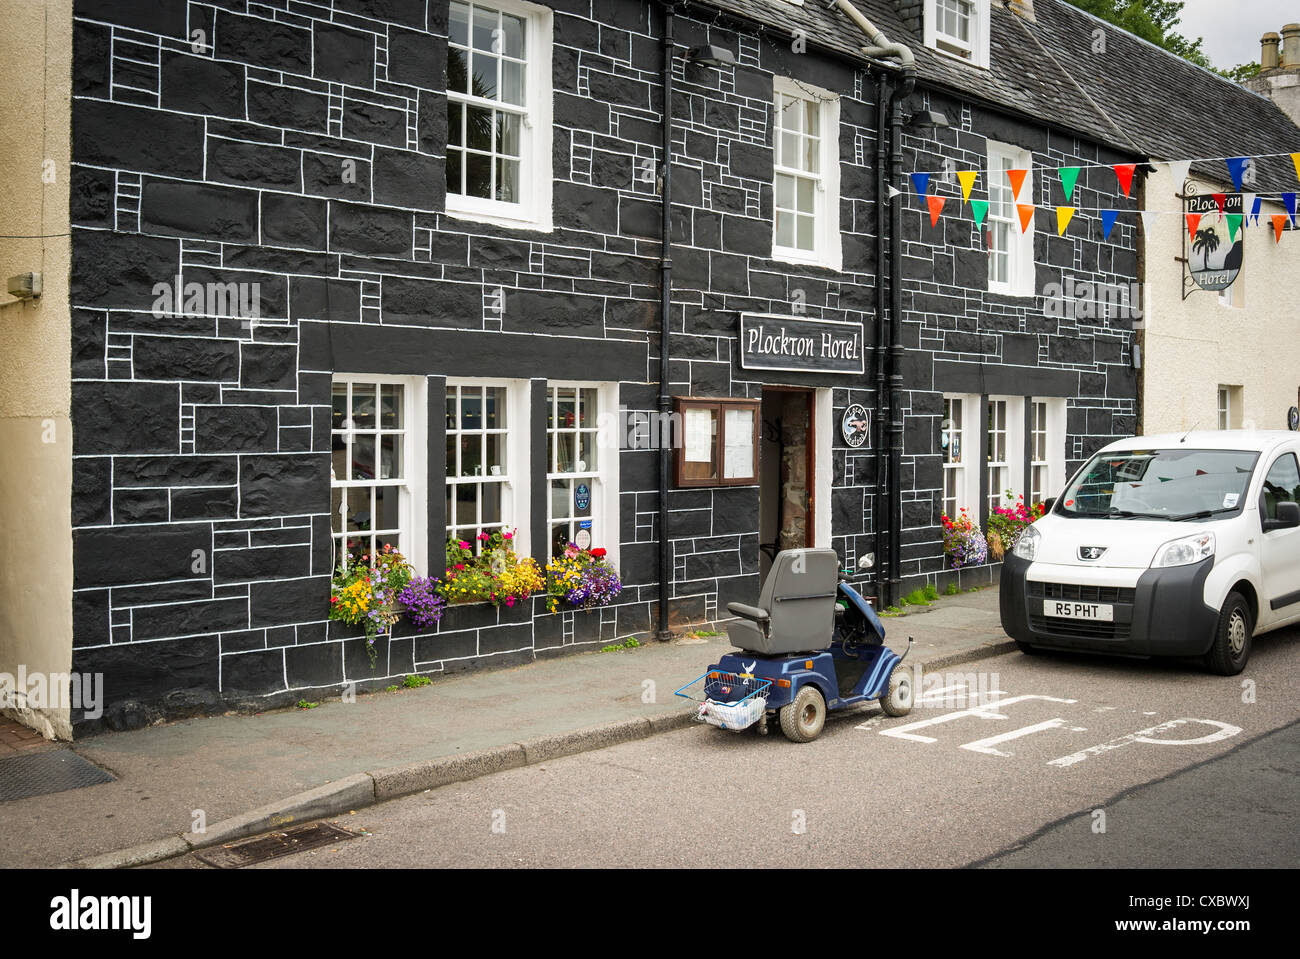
left=591, top=548, right=607, bottom=558
left=455, top=563, right=465, bottom=571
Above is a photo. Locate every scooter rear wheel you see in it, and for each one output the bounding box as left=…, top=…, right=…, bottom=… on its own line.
left=780, top=686, right=826, bottom=743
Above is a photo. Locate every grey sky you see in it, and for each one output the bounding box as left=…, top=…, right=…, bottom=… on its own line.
left=1173, top=0, right=1296, bottom=70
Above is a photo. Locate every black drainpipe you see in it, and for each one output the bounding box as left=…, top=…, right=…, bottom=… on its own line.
left=873, top=71, right=889, bottom=604
left=887, top=68, right=916, bottom=606
left=656, top=2, right=675, bottom=641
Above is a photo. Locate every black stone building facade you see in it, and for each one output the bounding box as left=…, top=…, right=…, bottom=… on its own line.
left=64, top=0, right=1147, bottom=731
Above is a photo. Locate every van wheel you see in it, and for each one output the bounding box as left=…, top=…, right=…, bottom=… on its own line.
left=1204, top=592, right=1252, bottom=676
left=779, top=686, right=826, bottom=743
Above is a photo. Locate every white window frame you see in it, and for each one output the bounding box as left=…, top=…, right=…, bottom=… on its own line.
left=987, top=139, right=1035, bottom=297
left=1217, top=385, right=1242, bottom=431
left=924, top=0, right=991, bottom=69
left=1219, top=276, right=1244, bottom=308
left=942, top=393, right=980, bottom=519
left=545, top=381, right=620, bottom=569
left=331, top=374, right=428, bottom=575
left=1029, top=397, right=1067, bottom=505
left=771, top=76, right=842, bottom=272
left=986, top=395, right=1025, bottom=514
left=445, top=377, right=532, bottom=557
left=445, top=0, right=553, bottom=232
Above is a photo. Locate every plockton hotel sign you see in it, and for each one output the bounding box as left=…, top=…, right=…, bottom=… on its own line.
left=738, top=313, right=865, bottom=374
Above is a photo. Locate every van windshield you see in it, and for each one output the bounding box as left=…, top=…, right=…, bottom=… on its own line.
left=1058, top=448, right=1259, bottom=520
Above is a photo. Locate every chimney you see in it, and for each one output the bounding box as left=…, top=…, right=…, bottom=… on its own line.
left=1283, top=23, right=1300, bottom=68
left=1262, top=32, right=1281, bottom=70
left=1006, top=0, right=1036, bottom=22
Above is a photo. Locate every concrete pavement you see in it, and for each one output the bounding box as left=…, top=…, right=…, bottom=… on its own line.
left=0, top=586, right=1010, bottom=868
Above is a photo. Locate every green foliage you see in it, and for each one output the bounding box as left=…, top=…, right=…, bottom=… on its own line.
left=384, top=685, right=400, bottom=692
left=902, top=588, right=933, bottom=607
left=296, top=699, right=319, bottom=709
left=923, top=584, right=940, bottom=601
left=600, top=637, right=642, bottom=652
left=945, top=581, right=961, bottom=596
left=402, top=674, right=432, bottom=688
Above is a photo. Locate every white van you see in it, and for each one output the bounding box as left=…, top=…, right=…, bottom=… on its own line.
left=1000, top=430, right=1300, bottom=674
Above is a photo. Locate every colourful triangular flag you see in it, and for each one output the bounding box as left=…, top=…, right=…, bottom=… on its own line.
left=1285, top=192, right=1298, bottom=226
left=1113, top=163, right=1137, bottom=198
left=1140, top=210, right=1159, bottom=236
left=1057, top=167, right=1081, bottom=203
left=1016, top=204, right=1035, bottom=233
left=1273, top=214, right=1287, bottom=243
left=1226, top=214, right=1242, bottom=242
left=1226, top=158, right=1250, bottom=192
left=1249, top=194, right=1262, bottom=224
left=1007, top=169, right=1028, bottom=201
left=1292, top=153, right=1300, bottom=185
left=1056, top=206, right=1076, bottom=236
left=886, top=184, right=904, bottom=200
left=1212, top=193, right=1227, bottom=215
left=926, top=194, right=947, bottom=227
left=1185, top=212, right=1202, bottom=240
left=1100, top=209, right=1119, bottom=240
left=969, top=199, right=989, bottom=229
left=957, top=170, right=978, bottom=203
left=911, top=172, right=931, bottom=197
left=1167, top=159, right=1191, bottom=189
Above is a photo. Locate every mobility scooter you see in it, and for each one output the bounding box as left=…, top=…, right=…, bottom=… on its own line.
left=676, top=548, right=913, bottom=742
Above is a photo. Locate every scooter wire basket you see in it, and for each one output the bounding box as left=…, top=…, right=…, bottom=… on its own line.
left=675, top=670, right=773, bottom=731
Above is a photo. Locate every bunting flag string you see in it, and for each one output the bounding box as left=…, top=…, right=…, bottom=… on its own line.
left=957, top=170, right=978, bottom=203
left=1007, top=169, right=1028, bottom=201
left=903, top=149, right=1300, bottom=181
left=969, top=199, right=989, bottom=229
left=1112, top=163, right=1137, bottom=198
left=1185, top=213, right=1202, bottom=240
left=1100, top=209, right=1120, bottom=240
left=1056, top=206, right=1075, bottom=236
left=926, top=195, right=947, bottom=227
left=1058, top=166, right=1081, bottom=203
left=1016, top=204, right=1035, bottom=233
left=1273, top=215, right=1288, bottom=243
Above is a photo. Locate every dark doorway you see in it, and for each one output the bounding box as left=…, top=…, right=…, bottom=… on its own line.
left=759, top=387, right=815, bottom=583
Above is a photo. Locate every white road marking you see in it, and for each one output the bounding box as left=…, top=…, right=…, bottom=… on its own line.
left=959, top=718, right=1081, bottom=757
left=1047, top=718, right=1244, bottom=767
left=878, top=694, right=1078, bottom=743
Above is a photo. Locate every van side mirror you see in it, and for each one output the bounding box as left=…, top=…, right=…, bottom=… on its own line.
left=1264, top=501, right=1300, bottom=532
left=1042, top=497, right=1056, bottom=514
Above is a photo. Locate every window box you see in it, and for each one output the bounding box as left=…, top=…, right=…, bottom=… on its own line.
left=673, top=396, right=760, bottom=487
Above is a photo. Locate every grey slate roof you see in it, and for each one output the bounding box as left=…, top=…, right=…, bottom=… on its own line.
left=700, top=0, right=1300, bottom=185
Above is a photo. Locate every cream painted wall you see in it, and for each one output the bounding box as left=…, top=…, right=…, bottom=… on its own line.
left=1141, top=166, right=1300, bottom=437
left=0, top=0, right=74, bottom=739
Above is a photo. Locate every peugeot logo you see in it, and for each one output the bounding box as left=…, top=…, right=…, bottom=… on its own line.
left=1078, top=546, right=1107, bottom=561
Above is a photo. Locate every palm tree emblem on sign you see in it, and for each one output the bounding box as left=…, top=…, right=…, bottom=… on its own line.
left=1192, top=228, right=1221, bottom=270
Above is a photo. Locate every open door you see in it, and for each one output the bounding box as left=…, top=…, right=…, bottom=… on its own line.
left=759, top=387, right=815, bottom=583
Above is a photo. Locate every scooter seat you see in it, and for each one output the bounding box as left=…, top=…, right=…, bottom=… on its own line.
left=725, top=548, right=840, bottom=655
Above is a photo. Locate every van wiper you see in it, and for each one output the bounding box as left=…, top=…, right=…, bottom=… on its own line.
left=1168, top=507, right=1237, bottom=522
left=1106, top=509, right=1171, bottom=520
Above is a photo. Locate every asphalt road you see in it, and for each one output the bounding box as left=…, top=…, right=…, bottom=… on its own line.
left=157, top=629, right=1300, bottom=869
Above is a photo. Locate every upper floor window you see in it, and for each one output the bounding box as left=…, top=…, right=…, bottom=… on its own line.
left=772, top=77, right=842, bottom=271
left=987, top=139, right=1034, bottom=296
left=446, top=0, right=553, bottom=231
left=925, top=0, right=991, bottom=68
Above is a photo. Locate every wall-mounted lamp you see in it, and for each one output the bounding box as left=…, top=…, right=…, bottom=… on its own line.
left=683, top=44, right=736, bottom=68
left=7, top=272, right=42, bottom=300
left=907, top=110, right=950, bottom=131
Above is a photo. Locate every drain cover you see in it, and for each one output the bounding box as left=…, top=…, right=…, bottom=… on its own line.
left=195, top=822, right=361, bottom=869
left=0, top=750, right=115, bottom=802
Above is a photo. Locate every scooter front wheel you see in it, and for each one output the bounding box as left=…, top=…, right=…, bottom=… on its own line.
left=878, top=662, right=913, bottom=717
left=779, top=686, right=826, bottom=742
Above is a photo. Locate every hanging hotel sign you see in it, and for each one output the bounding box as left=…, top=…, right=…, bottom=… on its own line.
left=842, top=403, right=870, bottom=448
left=738, top=313, right=864, bottom=374
left=1185, top=192, right=1243, bottom=292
